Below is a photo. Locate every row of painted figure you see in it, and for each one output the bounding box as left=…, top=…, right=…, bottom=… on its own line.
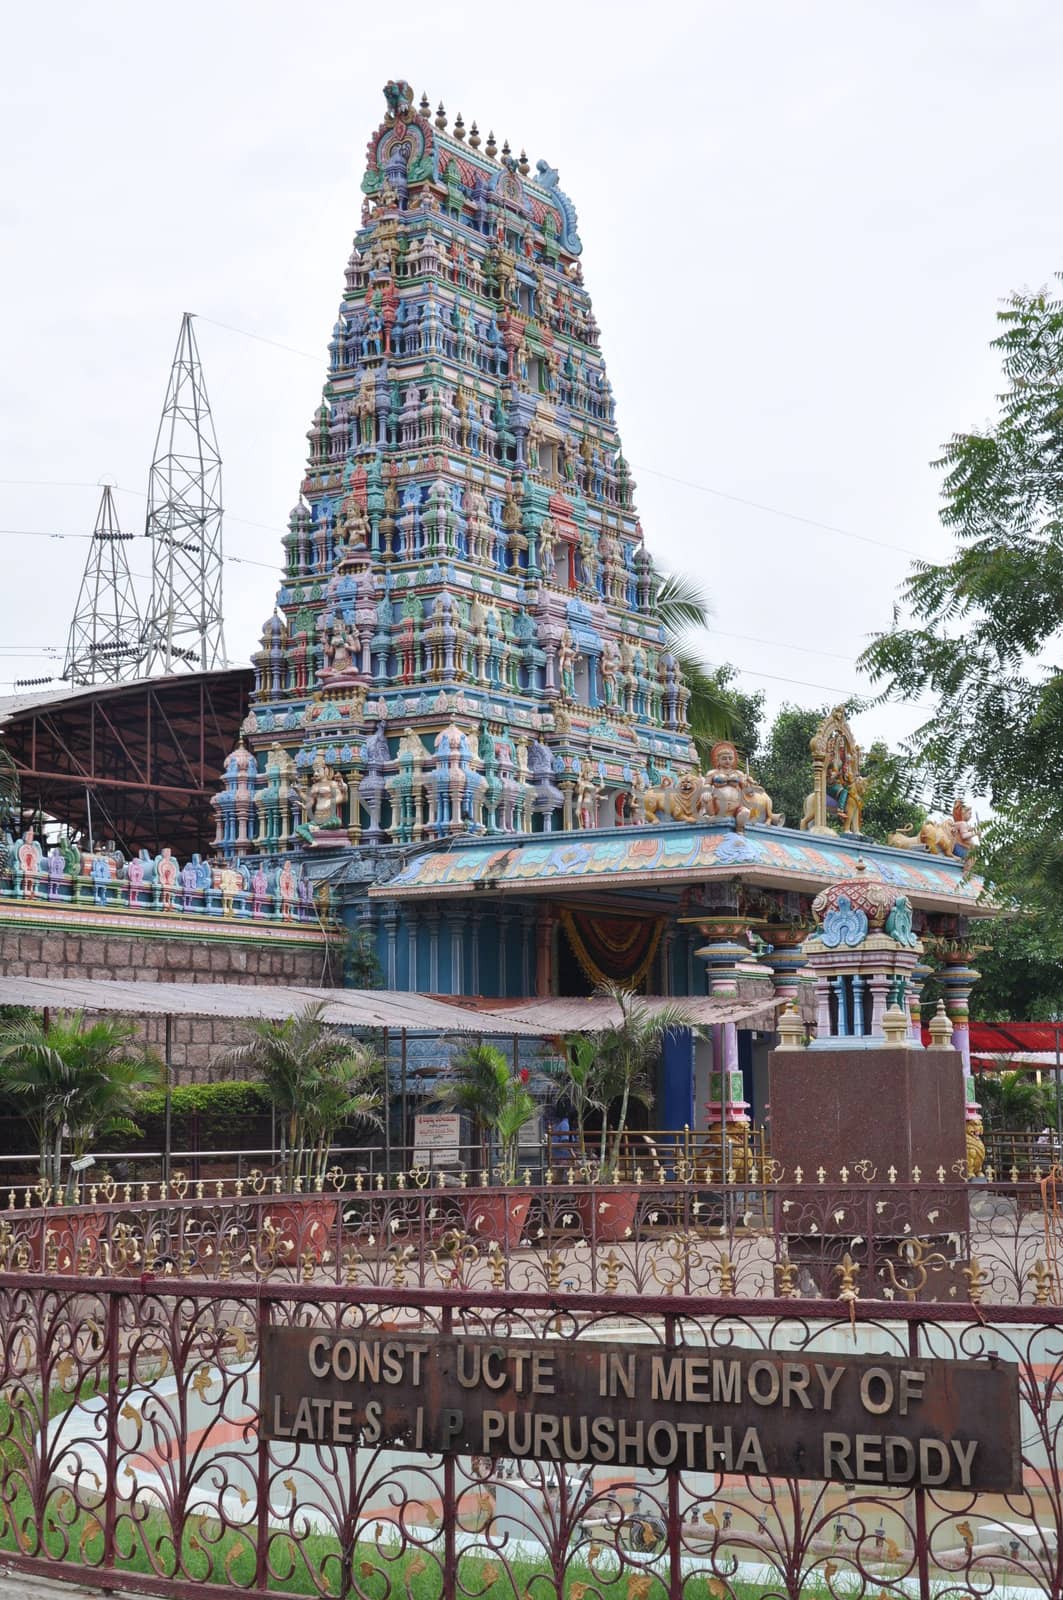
left=286, top=475, right=642, bottom=585
left=1, top=831, right=321, bottom=920
left=252, top=590, right=686, bottom=727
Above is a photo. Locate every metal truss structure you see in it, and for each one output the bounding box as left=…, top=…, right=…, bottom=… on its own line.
left=62, top=484, right=143, bottom=687
left=141, top=313, right=226, bottom=674
left=0, top=667, right=251, bottom=856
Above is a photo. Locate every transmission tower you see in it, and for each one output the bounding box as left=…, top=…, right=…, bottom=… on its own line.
left=63, top=484, right=143, bottom=686
left=142, top=313, right=226, bottom=674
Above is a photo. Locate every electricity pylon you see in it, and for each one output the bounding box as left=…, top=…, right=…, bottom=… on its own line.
left=141, top=313, right=226, bottom=673
left=63, top=484, right=143, bottom=685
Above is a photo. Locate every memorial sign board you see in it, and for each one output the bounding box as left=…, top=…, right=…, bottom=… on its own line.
left=261, top=1330, right=1021, bottom=1491
left=412, top=1113, right=462, bottom=1167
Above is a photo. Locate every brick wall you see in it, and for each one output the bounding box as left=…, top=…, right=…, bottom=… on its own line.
left=0, top=908, right=341, bottom=1081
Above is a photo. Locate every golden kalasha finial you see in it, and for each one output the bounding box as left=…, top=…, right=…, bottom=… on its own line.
left=501, top=139, right=511, bottom=160
left=419, top=91, right=430, bottom=115
left=881, top=1003, right=909, bottom=1047
left=518, top=148, right=530, bottom=176
left=435, top=102, right=447, bottom=130
left=485, top=129, right=497, bottom=158
left=776, top=1002, right=806, bottom=1050
left=927, top=999, right=953, bottom=1049
left=453, top=112, right=465, bottom=141
left=468, top=121, right=481, bottom=150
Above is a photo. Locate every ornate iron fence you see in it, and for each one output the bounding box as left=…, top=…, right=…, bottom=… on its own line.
left=0, top=1172, right=1057, bottom=1306
left=0, top=1273, right=1059, bottom=1599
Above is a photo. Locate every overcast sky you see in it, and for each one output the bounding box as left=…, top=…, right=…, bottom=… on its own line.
left=3, top=0, right=1061, bottom=776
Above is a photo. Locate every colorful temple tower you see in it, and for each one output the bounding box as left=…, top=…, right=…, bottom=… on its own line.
left=229, top=80, right=695, bottom=856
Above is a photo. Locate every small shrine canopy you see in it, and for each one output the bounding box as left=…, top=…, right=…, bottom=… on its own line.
left=0, top=977, right=777, bottom=1037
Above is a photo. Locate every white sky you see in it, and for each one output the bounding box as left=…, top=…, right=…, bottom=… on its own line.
left=2, top=0, right=1062, bottom=769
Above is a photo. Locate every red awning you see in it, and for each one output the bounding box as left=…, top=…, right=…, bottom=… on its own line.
left=920, top=1020, right=1063, bottom=1052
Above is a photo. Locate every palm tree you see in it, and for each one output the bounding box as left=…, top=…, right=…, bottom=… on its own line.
left=570, top=983, right=700, bottom=1176
left=217, top=1002, right=382, bottom=1187
left=654, top=569, right=739, bottom=761
left=435, top=1042, right=536, bottom=1184
left=0, top=1012, right=160, bottom=1196
left=977, top=1069, right=1048, bottom=1133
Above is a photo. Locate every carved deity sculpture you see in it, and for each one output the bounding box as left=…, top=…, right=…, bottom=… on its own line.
left=699, top=741, right=756, bottom=832
left=888, top=797, right=980, bottom=861
left=558, top=628, right=577, bottom=699
left=799, top=706, right=866, bottom=835
left=296, top=753, right=347, bottom=831
left=576, top=759, right=602, bottom=828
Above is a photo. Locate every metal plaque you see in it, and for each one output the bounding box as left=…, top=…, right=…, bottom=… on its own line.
left=261, top=1329, right=1021, bottom=1491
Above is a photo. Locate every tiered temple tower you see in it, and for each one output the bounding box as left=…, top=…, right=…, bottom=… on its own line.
left=221, top=80, right=695, bottom=855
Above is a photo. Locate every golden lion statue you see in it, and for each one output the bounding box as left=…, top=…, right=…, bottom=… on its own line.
left=640, top=772, right=704, bottom=824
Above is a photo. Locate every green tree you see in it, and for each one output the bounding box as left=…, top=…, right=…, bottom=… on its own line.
left=217, top=1002, right=381, bottom=1187
left=860, top=741, right=926, bottom=844
left=576, top=983, right=698, bottom=1176
left=968, top=917, right=1063, bottom=1021
left=654, top=571, right=749, bottom=763
left=0, top=1012, right=160, bottom=1195
left=860, top=278, right=1063, bottom=927
left=435, top=1042, right=535, bottom=1184
left=976, top=1070, right=1050, bottom=1133
left=756, top=704, right=824, bottom=830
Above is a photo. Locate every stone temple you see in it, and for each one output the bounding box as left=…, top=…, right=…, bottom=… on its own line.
left=229, top=77, right=693, bottom=871
left=0, top=81, right=992, bottom=1150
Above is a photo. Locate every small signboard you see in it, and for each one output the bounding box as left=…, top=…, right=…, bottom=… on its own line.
left=412, top=1112, right=462, bottom=1167
left=261, top=1330, right=1022, bottom=1492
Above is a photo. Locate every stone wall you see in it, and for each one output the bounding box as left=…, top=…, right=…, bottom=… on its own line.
left=0, top=905, right=341, bottom=1080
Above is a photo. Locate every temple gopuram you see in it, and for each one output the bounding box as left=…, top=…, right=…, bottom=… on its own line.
left=0, top=82, right=992, bottom=1142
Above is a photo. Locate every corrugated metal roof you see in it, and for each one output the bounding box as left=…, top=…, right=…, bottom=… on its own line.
left=431, top=995, right=783, bottom=1033
left=0, top=977, right=780, bottom=1036
left=0, top=977, right=547, bottom=1036
left=0, top=666, right=250, bottom=728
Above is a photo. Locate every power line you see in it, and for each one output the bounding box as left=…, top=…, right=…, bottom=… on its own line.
left=196, top=314, right=323, bottom=363
left=633, top=464, right=926, bottom=559
left=191, top=313, right=931, bottom=561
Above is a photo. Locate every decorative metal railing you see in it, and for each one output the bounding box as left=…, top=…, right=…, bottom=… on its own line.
left=0, top=1172, right=1058, bottom=1306
left=0, top=1272, right=1059, bottom=1599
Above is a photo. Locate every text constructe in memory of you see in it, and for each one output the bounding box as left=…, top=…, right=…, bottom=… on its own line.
left=260, top=1331, right=1021, bottom=1492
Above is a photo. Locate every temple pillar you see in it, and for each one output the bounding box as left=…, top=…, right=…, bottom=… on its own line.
left=689, top=916, right=765, bottom=1168
left=561, top=780, right=575, bottom=831
left=909, top=955, right=934, bottom=1043
left=659, top=927, right=675, bottom=996
left=935, top=939, right=982, bottom=1121
left=470, top=909, right=482, bottom=996
left=495, top=904, right=509, bottom=995
left=535, top=907, right=555, bottom=997
left=521, top=907, right=535, bottom=997
left=407, top=911, right=420, bottom=992
left=446, top=906, right=466, bottom=994
left=382, top=901, right=399, bottom=990
left=758, top=923, right=808, bottom=1023
left=346, top=772, right=362, bottom=844
left=425, top=909, right=441, bottom=992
